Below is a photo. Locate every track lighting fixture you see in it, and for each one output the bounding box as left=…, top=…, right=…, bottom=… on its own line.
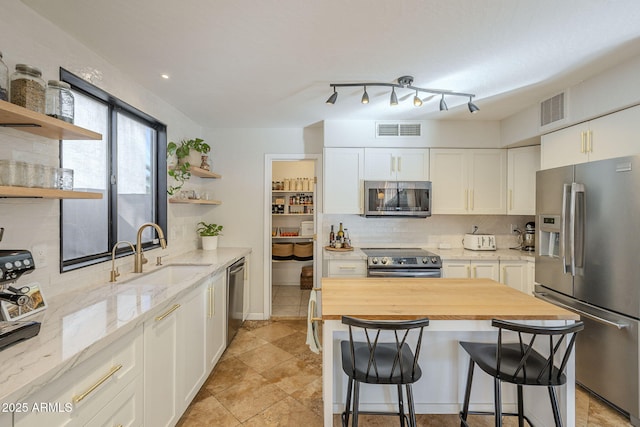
left=390, top=87, right=398, bottom=106
left=439, top=94, right=448, bottom=111
left=467, top=97, right=479, bottom=113
left=361, top=86, right=369, bottom=104
left=413, top=90, right=423, bottom=107
left=326, top=75, right=478, bottom=113
left=326, top=87, right=338, bottom=105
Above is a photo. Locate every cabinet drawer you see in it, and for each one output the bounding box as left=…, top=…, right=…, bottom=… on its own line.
left=328, top=260, right=366, bottom=277
left=14, top=326, right=143, bottom=427
left=84, top=374, right=143, bottom=427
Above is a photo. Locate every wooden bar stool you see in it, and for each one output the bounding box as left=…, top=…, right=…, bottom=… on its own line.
left=459, top=319, right=584, bottom=427
left=340, top=315, right=430, bottom=427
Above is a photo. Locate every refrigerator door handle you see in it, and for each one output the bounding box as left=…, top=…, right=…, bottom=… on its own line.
left=534, top=291, right=629, bottom=330
left=560, top=183, right=572, bottom=274
left=570, top=183, right=586, bottom=276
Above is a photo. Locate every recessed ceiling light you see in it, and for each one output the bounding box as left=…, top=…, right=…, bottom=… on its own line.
left=161, top=74, right=170, bottom=79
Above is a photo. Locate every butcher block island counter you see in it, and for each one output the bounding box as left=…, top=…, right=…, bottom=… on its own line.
left=320, top=278, right=579, bottom=427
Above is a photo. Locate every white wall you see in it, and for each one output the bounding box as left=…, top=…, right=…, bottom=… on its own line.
left=0, top=1, right=202, bottom=298
left=203, top=127, right=323, bottom=318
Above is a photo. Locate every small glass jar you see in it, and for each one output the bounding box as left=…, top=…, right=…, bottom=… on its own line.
left=46, top=80, right=74, bottom=123
left=58, top=168, right=74, bottom=190
left=0, top=160, right=26, bottom=186
left=0, top=51, right=8, bottom=102
left=24, top=163, right=44, bottom=188
left=10, top=64, right=46, bottom=113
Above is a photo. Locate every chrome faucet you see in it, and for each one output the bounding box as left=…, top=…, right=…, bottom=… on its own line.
left=134, top=223, right=167, bottom=273
left=110, top=241, right=136, bottom=282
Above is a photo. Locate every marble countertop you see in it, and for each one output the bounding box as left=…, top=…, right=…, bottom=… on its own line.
left=0, top=247, right=251, bottom=404
left=323, top=246, right=534, bottom=262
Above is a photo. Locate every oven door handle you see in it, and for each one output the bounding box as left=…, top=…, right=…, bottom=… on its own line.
left=367, top=269, right=442, bottom=278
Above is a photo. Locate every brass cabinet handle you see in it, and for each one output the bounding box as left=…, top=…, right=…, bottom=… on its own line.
left=580, top=131, right=586, bottom=153
left=208, top=286, right=214, bottom=319
left=155, top=304, right=181, bottom=321
left=72, top=364, right=123, bottom=403
left=588, top=130, right=593, bottom=153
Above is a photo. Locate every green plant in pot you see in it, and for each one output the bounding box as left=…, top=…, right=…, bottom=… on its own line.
left=197, top=222, right=223, bottom=250
left=167, top=138, right=211, bottom=195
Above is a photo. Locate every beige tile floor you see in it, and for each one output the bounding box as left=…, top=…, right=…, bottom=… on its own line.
left=271, top=285, right=310, bottom=318
left=177, top=319, right=633, bottom=426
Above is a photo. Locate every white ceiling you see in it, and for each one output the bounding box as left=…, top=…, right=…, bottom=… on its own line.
left=20, top=0, right=640, bottom=128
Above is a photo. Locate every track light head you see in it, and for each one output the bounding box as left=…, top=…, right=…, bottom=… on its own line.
left=468, top=97, right=479, bottom=113
left=326, top=88, right=338, bottom=105
left=439, top=94, right=448, bottom=111
left=390, top=88, right=398, bottom=106
left=413, top=90, right=423, bottom=107
left=361, top=86, right=369, bottom=104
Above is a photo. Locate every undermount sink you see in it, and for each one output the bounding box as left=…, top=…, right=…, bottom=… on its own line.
left=121, top=263, right=212, bottom=285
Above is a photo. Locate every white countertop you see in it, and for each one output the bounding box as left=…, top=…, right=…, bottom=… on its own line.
left=323, top=246, right=535, bottom=262
left=0, top=247, right=251, bottom=404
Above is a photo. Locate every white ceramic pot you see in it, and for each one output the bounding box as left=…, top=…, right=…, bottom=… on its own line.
left=201, top=235, right=218, bottom=250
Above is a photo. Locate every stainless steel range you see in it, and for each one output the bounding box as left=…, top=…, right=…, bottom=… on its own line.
left=362, top=248, right=442, bottom=278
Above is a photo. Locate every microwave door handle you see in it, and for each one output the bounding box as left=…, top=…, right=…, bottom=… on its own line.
left=560, top=183, right=571, bottom=274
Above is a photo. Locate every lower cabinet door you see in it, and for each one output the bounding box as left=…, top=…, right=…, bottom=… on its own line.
left=144, top=303, right=180, bottom=427
left=471, top=261, right=499, bottom=280
left=500, top=261, right=528, bottom=293
left=207, top=272, right=227, bottom=370
left=442, top=261, right=470, bottom=278
left=85, top=376, right=143, bottom=427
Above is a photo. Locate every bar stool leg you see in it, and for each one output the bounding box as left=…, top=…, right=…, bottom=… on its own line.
left=517, top=385, right=524, bottom=427
left=342, top=377, right=353, bottom=427
left=353, top=381, right=360, bottom=427
left=494, top=377, right=502, bottom=427
left=406, top=384, right=417, bottom=427
left=397, top=384, right=406, bottom=427
left=460, top=358, right=475, bottom=427
left=548, top=386, right=563, bottom=427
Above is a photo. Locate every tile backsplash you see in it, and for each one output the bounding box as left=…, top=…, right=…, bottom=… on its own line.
left=322, top=214, right=534, bottom=249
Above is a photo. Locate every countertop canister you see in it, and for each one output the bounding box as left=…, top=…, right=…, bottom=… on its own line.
left=0, top=51, right=8, bottom=102
left=10, top=64, right=46, bottom=113
left=46, top=80, right=74, bottom=123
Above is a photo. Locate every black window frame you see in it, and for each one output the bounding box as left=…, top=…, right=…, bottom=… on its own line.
left=59, top=68, right=167, bottom=272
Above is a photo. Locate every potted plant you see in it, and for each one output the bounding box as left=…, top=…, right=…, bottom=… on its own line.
left=167, top=138, right=211, bottom=195
left=197, top=222, right=223, bottom=250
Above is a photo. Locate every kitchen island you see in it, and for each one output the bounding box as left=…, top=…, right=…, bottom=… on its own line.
left=321, top=278, right=579, bottom=427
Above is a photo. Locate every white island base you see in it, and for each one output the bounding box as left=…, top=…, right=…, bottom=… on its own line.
left=322, top=319, right=576, bottom=427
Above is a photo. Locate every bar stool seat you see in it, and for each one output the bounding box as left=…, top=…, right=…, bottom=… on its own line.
left=459, top=319, right=584, bottom=427
left=340, top=316, right=430, bottom=427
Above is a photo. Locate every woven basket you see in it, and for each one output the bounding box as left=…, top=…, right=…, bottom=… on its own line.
left=293, top=242, right=313, bottom=261
left=272, top=242, right=294, bottom=260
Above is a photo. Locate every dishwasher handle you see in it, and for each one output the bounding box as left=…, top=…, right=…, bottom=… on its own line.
left=534, top=291, right=629, bottom=330
left=228, top=258, right=245, bottom=275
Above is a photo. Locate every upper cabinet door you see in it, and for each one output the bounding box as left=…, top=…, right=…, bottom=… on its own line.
left=541, top=124, right=589, bottom=169
left=323, top=148, right=364, bottom=214
left=588, top=104, right=640, bottom=162
left=430, top=149, right=468, bottom=214
left=507, top=146, right=540, bottom=215
left=468, top=149, right=507, bottom=214
left=364, top=148, right=429, bottom=181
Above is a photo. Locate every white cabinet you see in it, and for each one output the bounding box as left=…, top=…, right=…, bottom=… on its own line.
left=364, top=148, right=430, bottom=181
left=507, top=146, right=540, bottom=215
left=144, top=302, right=180, bottom=427
left=326, top=258, right=367, bottom=277
left=499, top=260, right=529, bottom=294
left=14, top=326, right=143, bottom=427
left=323, top=148, right=364, bottom=214
left=206, top=271, right=227, bottom=369
left=430, top=149, right=507, bottom=214
left=541, top=105, right=640, bottom=169
left=442, top=260, right=499, bottom=280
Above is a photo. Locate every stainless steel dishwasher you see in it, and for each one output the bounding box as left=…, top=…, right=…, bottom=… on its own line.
left=226, top=257, right=245, bottom=345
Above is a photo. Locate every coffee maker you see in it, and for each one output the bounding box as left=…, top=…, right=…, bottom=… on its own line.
left=0, top=249, right=41, bottom=350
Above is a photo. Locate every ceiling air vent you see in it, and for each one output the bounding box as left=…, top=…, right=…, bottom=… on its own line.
left=540, top=92, right=566, bottom=127
left=376, top=123, right=422, bottom=138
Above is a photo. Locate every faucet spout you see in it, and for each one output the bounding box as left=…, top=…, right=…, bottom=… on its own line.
left=134, top=223, right=167, bottom=273
left=110, top=240, right=136, bottom=282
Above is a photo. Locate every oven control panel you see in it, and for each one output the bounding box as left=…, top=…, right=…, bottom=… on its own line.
left=368, top=255, right=442, bottom=268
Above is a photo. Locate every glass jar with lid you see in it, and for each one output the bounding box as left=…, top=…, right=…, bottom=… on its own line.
left=0, top=51, right=8, bottom=102
left=10, top=64, right=46, bottom=113
left=46, top=80, right=74, bottom=123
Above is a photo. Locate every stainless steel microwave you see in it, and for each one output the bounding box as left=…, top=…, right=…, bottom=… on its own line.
left=363, top=181, right=432, bottom=217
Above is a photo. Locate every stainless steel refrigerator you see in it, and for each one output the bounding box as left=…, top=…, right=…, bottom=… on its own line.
left=534, top=154, right=640, bottom=426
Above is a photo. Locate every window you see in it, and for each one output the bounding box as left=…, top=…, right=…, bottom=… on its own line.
left=60, top=69, right=167, bottom=272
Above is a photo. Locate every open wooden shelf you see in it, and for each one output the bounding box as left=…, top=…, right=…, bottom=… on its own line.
left=169, top=198, right=222, bottom=205
left=0, top=186, right=102, bottom=199
left=188, top=166, right=221, bottom=179
left=0, top=100, right=102, bottom=140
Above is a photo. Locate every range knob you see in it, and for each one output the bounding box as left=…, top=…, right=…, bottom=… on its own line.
left=381, top=257, right=389, bottom=265
left=422, top=257, right=430, bottom=264
left=371, top=257, right=379, bottom=264
left=431, top=257, right=439, bottom=264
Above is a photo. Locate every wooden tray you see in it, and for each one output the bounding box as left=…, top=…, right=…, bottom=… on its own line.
left=324, top=246, right=354, bottom=252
